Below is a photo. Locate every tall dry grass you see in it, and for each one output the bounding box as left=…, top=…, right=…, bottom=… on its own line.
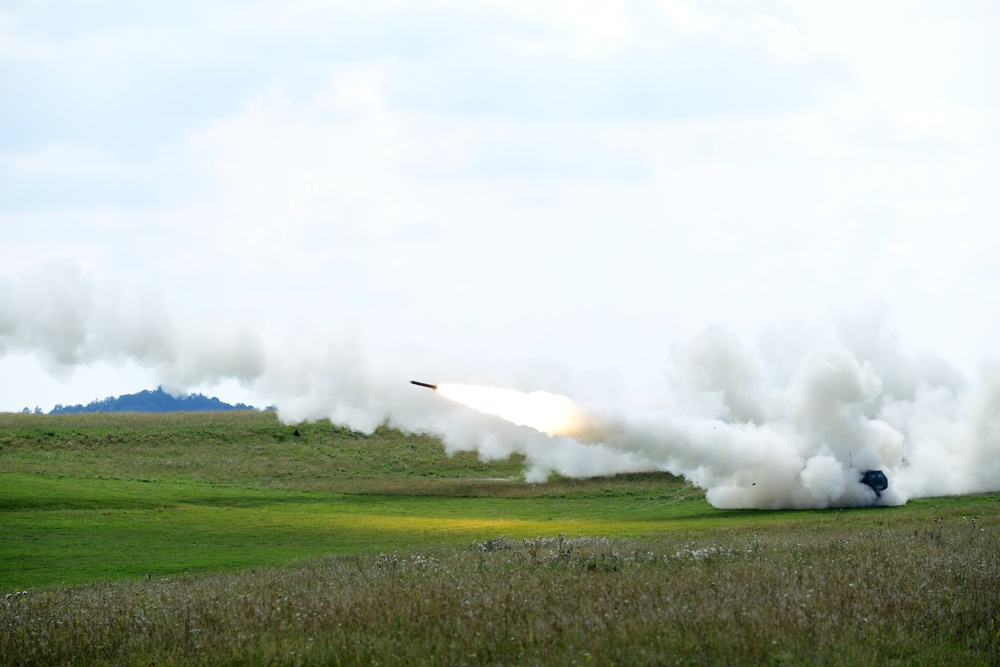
left=3, top=517, right=996, bottom=666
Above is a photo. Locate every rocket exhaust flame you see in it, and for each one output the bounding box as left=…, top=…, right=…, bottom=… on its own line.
left=434, top=383, right=589, bottom=438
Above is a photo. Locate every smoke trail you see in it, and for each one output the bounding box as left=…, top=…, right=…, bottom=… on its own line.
left=2, top=263, right=997, bottom=509
left=0, top=262, right=266, bottom=391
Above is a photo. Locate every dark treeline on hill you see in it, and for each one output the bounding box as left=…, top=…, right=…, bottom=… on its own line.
left=38, top=387, right=261, bottom=414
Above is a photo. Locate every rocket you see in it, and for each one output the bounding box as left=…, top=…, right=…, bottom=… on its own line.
left=410, top=380, right=438, bottom=390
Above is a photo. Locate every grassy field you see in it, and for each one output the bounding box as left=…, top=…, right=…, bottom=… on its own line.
left=1, top=411, right=998, bottom=665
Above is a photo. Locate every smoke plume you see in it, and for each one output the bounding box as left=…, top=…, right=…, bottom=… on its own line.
left=2, top=263, right=998, bottom=509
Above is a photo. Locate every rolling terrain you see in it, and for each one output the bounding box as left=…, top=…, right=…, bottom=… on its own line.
left=1, top=411, right=997, bottom=665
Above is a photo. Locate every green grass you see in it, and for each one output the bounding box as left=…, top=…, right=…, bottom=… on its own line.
left=1, top=411, right=997, bottom=665
left=0, top=411, right=713, bottom=590
left=0, top=471, right=703, bottom=589
left=3, top=469, right=997, bottom=591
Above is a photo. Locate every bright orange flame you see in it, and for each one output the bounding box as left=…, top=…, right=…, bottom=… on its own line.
left=436, top=383, right=586, bottom=436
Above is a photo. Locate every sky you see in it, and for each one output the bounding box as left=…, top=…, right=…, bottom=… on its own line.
left=2, top=0, right=998, bottom=416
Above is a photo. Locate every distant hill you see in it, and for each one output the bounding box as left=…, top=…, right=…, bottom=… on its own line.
left=45, top=387, right=261, bottom=414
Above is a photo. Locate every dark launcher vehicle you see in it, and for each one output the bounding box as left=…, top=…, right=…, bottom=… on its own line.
left=861, top=470, right=888, bottom=497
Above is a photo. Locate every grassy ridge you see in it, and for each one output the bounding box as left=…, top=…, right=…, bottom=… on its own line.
left=1, top=411, right=998, bottom=664
left=0, top=411, right=528, bottom=490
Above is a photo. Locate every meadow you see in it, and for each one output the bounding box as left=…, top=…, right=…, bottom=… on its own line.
left=1, top=411, right=997, bottom=665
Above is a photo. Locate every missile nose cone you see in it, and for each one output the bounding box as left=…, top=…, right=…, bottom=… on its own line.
left=410, top=380, right=438, bottom=390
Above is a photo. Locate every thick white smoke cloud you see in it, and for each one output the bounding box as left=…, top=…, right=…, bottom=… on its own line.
left=0, top=263, right=266, bottom=390
left=2, top=264, right=998, bottom=509
left=560, top=318, right=998, bottom=509
left=571, top=317, right=999, bottom=509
